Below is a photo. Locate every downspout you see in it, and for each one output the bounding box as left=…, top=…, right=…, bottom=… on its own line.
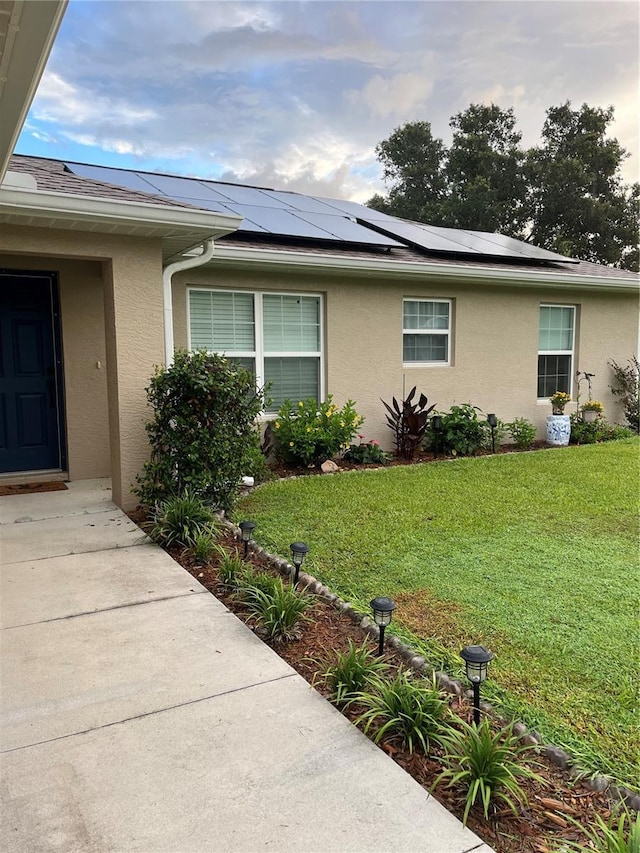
left=162, top=239, right=215, bottom=367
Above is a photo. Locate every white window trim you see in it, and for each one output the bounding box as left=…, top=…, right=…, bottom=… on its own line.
left=187, top=287, right=325, bottom=414
left=537, top=303, right=576, bottom=400
left=402, top=298, right=452, bottom=367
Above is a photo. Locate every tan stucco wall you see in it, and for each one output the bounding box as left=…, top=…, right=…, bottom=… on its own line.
left=173, top=264, right=639, bottom=445
left=0, top=225, right=164, bottom=508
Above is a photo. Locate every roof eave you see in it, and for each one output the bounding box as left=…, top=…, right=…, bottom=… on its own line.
left=210, top=244, right=639, bottom=293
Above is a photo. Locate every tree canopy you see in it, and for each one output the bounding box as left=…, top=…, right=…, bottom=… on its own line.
left=368, top=102, right=639, bottom=271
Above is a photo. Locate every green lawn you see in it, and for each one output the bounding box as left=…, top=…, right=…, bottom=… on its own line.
left=237, top=440, right=640, bottom=786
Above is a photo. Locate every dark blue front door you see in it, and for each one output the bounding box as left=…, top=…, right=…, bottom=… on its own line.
left=0, top=271, right=66, bottom=473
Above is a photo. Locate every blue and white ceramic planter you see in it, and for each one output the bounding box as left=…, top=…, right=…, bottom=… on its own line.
left=546, top=414, right=571, bottom=446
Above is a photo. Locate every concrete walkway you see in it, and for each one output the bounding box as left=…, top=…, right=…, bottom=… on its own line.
left=1, top=480, right=493, bottom=853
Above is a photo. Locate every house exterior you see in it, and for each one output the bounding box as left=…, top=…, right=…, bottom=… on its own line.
left=0, top=1, right=638, bottom=510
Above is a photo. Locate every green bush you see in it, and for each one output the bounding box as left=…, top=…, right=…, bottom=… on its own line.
left=323, top=641, right=388, bottom=705
left=506, top=417, right=537, bottom=449
left=134, top=350, right=265, bottom=510
left=243, top=576, right=312, bottom=641
left=215, top=547, right=250, bottom=588
left=146, top=491, right=219, bottom=548
left=273, top=396, right=363, bottom=466
left=562, top=807, right=640, bottom=853
left=569, top=416, right=636, bottom=445
left=609, top=356, right=640, bottom=433
left=425, top=404, right=491, bottom=456
left=343, top=437, right=389, bottom=465
left=188, top=530, right=218, bottom=563
left=434, top=719, right=541, bottom=825
left=355, top=671, right=448, bottom=754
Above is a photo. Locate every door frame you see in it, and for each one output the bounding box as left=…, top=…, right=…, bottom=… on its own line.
left=0, top=268, right=67, bottom=473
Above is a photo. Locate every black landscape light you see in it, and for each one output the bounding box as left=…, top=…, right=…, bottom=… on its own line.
left=290, top=541, right=310, bottom=585
left=370, top=596, right=397, bottom=656
left=432, top=415, right=443, bottom=457
left=239, top=520, right=256, bottom=557
left=487, top=413, right=498, bottom=453
left=460, top=645, right=494, bottom=725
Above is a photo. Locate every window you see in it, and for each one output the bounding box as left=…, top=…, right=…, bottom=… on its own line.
left=537, top=305, right=575, bottom=398
left=189, top=289, right=322, bottom=412
left=403, top=299, right=451, bottom=364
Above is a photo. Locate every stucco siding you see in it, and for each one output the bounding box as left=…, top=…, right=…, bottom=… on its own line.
left=173, top=264, right=638, bottom=446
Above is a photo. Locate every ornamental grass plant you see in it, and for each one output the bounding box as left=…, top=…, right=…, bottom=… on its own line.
left=323, top=640, right=389, bottom=705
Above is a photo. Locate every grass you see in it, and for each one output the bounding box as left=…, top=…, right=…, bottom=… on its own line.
left=238, top=439, right=640, bottom=786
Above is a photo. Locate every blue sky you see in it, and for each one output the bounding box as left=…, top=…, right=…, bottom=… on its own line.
left=17, top=0, right=639, bottom=201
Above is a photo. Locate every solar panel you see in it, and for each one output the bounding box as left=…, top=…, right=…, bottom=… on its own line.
left=317, top=197, right=401, bottom=223
left=293, top=212, right=403, bottom=247
left=65, top=162, right=160, bottom=194
left=138, top=173, right=236, bottom=202
left=464, top=231, right=578, bottom=264
left=216, top=205, right=341, bottom=239
left=267, top=191, right=344, bottom=215
left=362, top=217, right=484, bottom=254
left=206, top=183, right=292, bottom=208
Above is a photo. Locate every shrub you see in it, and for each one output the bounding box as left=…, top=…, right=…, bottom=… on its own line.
left=134, top=350, right=265, bottom=510
left=235, top=570, right=281, bottom=605
left=243, top=576, right=312, bottom=641
left=381, top=387, right=435, bottom=459
left=216, top=547, right=250, bottom=588
left=434, top=719, right=541, bottom=825
left=425, top=404, right=490, bottom=456
left=323, top=641, right=388, bottom=705
left=343, top=436, right=389, bottom=465
left=561, top=806, right=639, bottom=853
left=188, top=530, right=218, bottom=563
left=609, top=357, right=640, bottom=433
left=569, top=416, right=636, bottom=445
left=355, top=671, right=448, bottom=754
left=506, top=417, right=537, bottom=449
left=273, top=396, right=363, bottom=466
left=147, top=491, right=219, bottom=548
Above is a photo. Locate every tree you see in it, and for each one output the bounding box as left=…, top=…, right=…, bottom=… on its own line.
left=442, top=104, right=528, bottom=237
left=369, top=102, right=639, bottom=271
left=525, top=103, right=639, bottom=270
left=368, top=121, right=447, bottom=222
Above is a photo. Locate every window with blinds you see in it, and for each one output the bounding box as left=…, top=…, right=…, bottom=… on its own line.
left=537, top=305, right=575, bottom=398
left=402, top=299, right=451, bottom=364
left=188, top=289, right=322, bottom=412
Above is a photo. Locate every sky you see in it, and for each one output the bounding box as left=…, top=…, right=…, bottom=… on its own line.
left=17, top=0, right=639, bottom=202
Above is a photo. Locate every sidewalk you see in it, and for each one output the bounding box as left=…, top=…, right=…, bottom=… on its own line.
left=1, top=479, right=493, bottom=852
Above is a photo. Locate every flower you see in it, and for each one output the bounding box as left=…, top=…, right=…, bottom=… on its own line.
left=371, top=440, right=379, bottom=446
left=289, top=441, right=294, bottom=447
left=274, top=422, right=280, bottom=429
left=358, top=434, right=366, bottom=440
left=306, top=426, right=312, bottom=432
left=581, top=399, right=604, bottom=413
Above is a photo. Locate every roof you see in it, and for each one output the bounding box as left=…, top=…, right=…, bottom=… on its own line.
left=5, top=154, right=639, bottom=287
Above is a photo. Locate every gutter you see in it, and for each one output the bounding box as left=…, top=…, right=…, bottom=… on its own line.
left=210, top=244, right=639, bottom=293
left=162, top=240, right=215, bottom=367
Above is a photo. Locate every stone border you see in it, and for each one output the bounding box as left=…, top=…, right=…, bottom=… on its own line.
left=221, top=516, right=639, bottom=813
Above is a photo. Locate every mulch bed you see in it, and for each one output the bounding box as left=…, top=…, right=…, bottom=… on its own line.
left=0, top=481, right=68, bottom=497
left=136, top=519, right=624, bottom=853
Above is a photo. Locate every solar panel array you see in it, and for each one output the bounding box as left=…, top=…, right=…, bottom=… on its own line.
left=65, top=161, right=578, bottom=264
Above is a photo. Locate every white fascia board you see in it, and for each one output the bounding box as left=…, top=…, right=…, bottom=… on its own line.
left=211, top=245, right=640, bottom=293
left=0, top=186, right=243, bottom=237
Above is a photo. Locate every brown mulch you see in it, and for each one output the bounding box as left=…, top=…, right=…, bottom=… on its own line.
left=129, top=515, right=626, bottom=853
left=0, top=481, right=68, bottom=497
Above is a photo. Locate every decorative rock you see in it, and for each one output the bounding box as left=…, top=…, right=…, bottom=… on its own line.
left=545, top=745, right=571, bottom=769
left=522, top=733, right=541, bottom=747
left=360, top=616, right=372, bottom=629
left=386, top=635, right=402, bottom=649
left=364, top=624, right=380, bottom=639
left=464, top=688, right=474, bottom=700
left=399, top=646, right=416, bottom=664
left=586, top=775, right=610, bottom=793
left=409, top=656, right=426, bottom=672
left=320, top=460, right=340, bottom=474
left=512, top=722, right=528, bottom=738
left=479, top=700, right=493, bottom=714
left=446, top=679, right=463, bottom=697
left=621, top=789, right=640, bottom=812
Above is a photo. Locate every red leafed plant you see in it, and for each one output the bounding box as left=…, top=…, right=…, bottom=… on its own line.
left=381, top=387, right=435, bottom=459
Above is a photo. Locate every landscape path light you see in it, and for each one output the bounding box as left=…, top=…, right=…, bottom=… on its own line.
left=460, top=644, right=494, bottom=725
left=370, top=596, right=397, bottom=656
left=290, top=541, right=309, bottom=585
left=487, top=413, right=498, bottom=453
left=432, top=415, right=443, bottom=458
left=239, top=520, right=256, bottom=557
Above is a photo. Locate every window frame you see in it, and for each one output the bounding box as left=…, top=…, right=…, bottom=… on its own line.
left=402, top=298, right=452, bottom=367
left=537, top=303, right=576, bottom=400
left=187, top=287, right=324, bottom=414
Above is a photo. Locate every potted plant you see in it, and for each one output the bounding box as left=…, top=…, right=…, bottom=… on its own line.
left=580, top=400, right=604, bottom=423
left=546, top=391, right=572, bottom=446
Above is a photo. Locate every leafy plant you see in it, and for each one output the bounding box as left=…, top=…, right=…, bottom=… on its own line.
left=234, top=569, right=280, bottom=604
left=507, top=417, right=537, bottom=449
left=343, top=436, right=389, bottom=465
left=560, top=806, right=640, bottom=853
left=243, top=577, right=312, bottom=641
left=381, top=386, right=436, bottom=459
left=425, top=403, right=490, bottom=456
left=216, top=547, right=250, bottom=588
left=550, top=390, right=572, bottom=414
left=569, top=416, right=635, bottom=445
left=134, top=350, right=265, bottom=510
left=434, top=719, right=541, bottom=825
left=273, top=396, right=363, bottom=467
left=581, top=399, right=605, bottom=414
left=355, top=671, right=447, bottom=753
left=188, top=530, right=218, bottom=563
left=609, top=357, right=640, bottom=433
left=323, top=641, right=388, bottom=705
left=147, top=491, right=219, bottom=548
